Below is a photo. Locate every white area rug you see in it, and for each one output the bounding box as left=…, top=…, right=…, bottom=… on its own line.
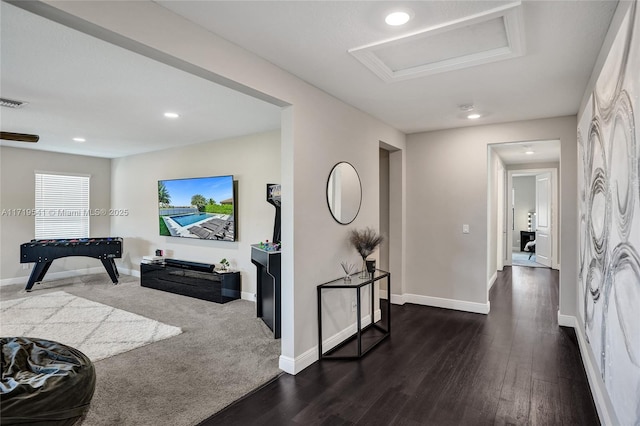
left=512, top=251, right=548, bottom=268
left=0, top=291, right=182, bottom=361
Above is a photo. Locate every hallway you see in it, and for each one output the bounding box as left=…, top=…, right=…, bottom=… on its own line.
left=202, top=266, right=599, bottom=425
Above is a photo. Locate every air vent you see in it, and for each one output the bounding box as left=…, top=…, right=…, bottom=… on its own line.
left=0, top=98, right=28, bottom=109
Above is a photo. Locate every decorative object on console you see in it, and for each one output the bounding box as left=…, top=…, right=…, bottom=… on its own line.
left=366, top=259, right=376, bottom=274
left=219, top=258, right=230, bottom=271
left=340, top=261, right=357, bottom=282
left=349, top=227, right=383, bottom=278
left=142, top=255, right=164, bottom=265
left=327, top=162, right=362, bottom=225
left=258, top=240, right=281, bottom=251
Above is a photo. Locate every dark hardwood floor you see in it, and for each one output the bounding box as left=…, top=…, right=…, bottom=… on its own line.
left=199, top=266, right=599, bottom=425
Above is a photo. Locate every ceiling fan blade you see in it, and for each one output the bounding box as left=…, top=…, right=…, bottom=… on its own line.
left=0, top=132, right=39, bottom=143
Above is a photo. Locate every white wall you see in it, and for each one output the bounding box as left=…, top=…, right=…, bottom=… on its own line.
left=0, top=146, right=111, bottom=284
left=110, top=131, right=280, bottom=297
left=406, top=116, right=577, bottom=316
left=37, top=0, right=406, bottom=373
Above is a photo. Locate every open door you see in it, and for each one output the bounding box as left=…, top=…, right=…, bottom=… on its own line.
left=535, top=172, right=552, bottom=267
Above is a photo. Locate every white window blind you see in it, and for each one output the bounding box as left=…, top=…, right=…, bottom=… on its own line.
left=35, top=173, right=90, bottom=239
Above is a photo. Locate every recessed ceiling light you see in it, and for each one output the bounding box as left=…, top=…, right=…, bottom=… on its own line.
left=73, top=137, right=86, bottom=142
left=385, top=11, right=411, bottom=26
left=164, top=112, right=180, bottom=119
left=467, top=113, right=481, bottom=119
left=525, top=150, right=535, bottom=155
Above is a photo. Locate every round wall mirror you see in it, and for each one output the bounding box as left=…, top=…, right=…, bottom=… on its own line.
left=326, top=162, right=362, bottom=225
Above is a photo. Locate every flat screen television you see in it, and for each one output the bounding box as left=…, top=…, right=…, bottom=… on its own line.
left=158, top=175, right=236, bottom=241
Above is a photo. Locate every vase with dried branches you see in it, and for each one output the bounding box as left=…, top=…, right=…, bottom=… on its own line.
left=349, top=227, right=383, bottom=278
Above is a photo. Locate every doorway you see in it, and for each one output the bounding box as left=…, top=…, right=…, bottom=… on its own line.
left=489, top=140, right=560, bottom=276
left=510, top=171, right=555, bottom=268
left=379, top=142, right=403, bottom=302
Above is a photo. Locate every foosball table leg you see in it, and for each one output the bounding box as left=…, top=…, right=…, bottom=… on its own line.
left=25, top=262, right=52, bottom=292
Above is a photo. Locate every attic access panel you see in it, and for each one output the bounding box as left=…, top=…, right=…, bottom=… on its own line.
left=349, top=2, right=525, bottom=82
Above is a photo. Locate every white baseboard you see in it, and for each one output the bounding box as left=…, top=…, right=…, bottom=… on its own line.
left=128, top=268, right=139, bottom=278
left=281, top=310, right=382, bottom=375
left=0, top=266, right=106, bottom=287
left=557, top=312, right=575, bottom=327
left=279, top=346, right=316, bottom=375
left=488, top=271, right=497, bottom=291
left=556, top=312, right=618, bottom=426
left=404, top=293, right=490, bottom=314
left=241, top=291, right=256, bottom=302
left=284, top=295, right=500, bottom=375
left=322, top=312, right=376, bottom=352
left=390, top=293, right=406, bottom=305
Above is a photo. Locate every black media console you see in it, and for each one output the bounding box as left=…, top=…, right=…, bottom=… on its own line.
left=140, top=258, right=240, bottom=303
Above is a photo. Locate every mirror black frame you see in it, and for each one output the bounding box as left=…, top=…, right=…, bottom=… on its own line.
left=326, top=161, right=362, bottom=225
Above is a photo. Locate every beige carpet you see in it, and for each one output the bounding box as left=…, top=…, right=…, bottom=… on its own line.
left=1, top=291, right=182, bottom=361
left=0, top=274, right=281, bottom=426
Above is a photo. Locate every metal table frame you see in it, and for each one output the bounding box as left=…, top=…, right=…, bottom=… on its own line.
left=317, top=269, right=390, bottom=360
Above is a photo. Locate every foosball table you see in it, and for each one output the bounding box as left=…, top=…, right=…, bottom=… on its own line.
left=20, top=237, right=123, bottom=291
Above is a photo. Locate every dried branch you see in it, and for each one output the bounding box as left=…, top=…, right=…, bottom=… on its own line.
left=349, top=227, right=383, bottom=260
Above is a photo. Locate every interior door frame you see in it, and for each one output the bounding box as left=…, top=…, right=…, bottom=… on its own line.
left=496, top=162, right=506, bottom=271
left=535, top=171, right=553, bottom=267
left=506, top=167, right=559, bottom=269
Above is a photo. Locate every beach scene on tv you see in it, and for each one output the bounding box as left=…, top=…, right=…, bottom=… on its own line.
left=158, top=175, right=235, bottom=241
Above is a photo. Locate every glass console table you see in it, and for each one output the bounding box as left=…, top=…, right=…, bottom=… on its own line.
left=317, top=269, right=390, bottom=359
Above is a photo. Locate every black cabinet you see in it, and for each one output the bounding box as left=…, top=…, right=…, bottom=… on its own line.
left=140, top=261, right=240, bottom=303
left=520, top=231, right=536, bottom=251
left=251, top=245, right=281, bottom=339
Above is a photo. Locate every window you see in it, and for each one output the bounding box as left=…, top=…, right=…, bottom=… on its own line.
left=35, top=173, right=90, bottom=239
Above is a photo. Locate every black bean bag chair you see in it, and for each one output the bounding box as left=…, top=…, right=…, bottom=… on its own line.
left=1, top=337, right=96, bottom=425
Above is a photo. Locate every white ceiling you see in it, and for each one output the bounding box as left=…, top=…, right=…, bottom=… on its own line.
left=491, top=139, right=561, bottom=165
left=0, top=2, right=282, bottom=158
left=1, top=1, right=618, bottom=162
left=156, top=0, right=617, bottom=134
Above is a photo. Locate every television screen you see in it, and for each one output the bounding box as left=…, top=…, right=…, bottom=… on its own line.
left=158, top=175, right=236, bottom=241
